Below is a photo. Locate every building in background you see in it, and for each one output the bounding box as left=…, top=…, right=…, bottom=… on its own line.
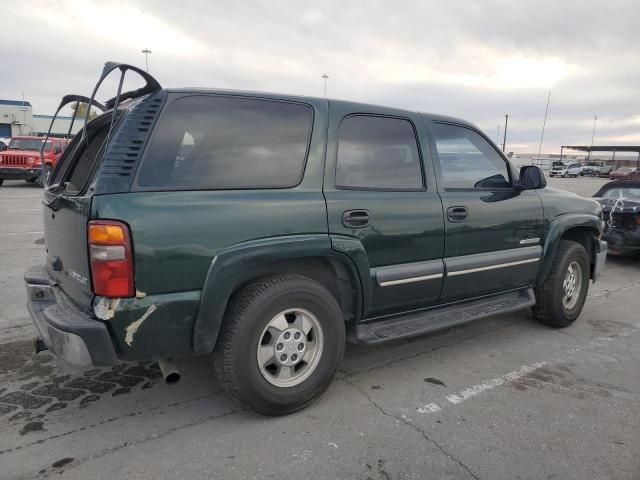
left=0, top=99, right=84, bottom=139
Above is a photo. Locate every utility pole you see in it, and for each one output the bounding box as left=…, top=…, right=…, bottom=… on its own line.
left=502, top=114, right=509, bottom=152
left=141, top=48, right=152, bottom=72
left=22, top=92, right=26, bottom=135
left=535, top=91, right=551, bottom=166
left=322, top=74, right=329, bottom=97
left=587, top=115, right=597, bottom=162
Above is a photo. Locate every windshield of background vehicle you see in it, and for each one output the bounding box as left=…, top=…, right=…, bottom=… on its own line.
left=8, top=138, right=53, bottom=151
left=600, top=187, right=640, bottom=199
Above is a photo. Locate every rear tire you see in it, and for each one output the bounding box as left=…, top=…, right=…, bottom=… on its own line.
left=0, top=179, right=3, bottom=187
left=214, top=274, right=345, bottom=416
left=532, top=240, right=590, bottom=328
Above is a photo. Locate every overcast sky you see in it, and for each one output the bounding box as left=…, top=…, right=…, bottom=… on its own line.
left=2, top=0, right=639, bottom=153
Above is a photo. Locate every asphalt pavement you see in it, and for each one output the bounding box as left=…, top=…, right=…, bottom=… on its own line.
left=0, top=176, right=638, bottom=480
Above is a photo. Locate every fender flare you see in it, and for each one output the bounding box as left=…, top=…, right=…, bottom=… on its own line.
left=538, top=213, right=601, bottom=283
left=192, top=234, right=365, bottom=354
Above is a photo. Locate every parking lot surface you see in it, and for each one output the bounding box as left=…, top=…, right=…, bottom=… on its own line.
left=0, top=176, right=638, bottom=479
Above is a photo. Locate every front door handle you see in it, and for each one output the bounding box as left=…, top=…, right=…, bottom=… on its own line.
left=343, top=209, right=371, bottom=228
left=447, top=206, right=468, bottom=222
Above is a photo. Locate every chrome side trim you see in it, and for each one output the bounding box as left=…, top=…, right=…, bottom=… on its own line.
left=379, top=273, right=444, bottom=287
left=447, top=258, right=539, bottom=276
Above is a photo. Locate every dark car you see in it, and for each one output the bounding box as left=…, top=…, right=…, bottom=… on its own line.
left=609, top=167, right=640, bottom=180
left=594, top=180, right=640, bottom=255
left=25, top=62, right=607, bottom=416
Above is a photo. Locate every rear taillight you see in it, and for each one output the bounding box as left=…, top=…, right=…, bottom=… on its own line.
left=88, top=220, right=134, bottom=298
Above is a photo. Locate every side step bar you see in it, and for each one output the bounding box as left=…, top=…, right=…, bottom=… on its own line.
left=355, top=288, right=535, bottom=344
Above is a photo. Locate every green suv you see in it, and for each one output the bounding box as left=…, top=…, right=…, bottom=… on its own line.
left=26, top=63, right=607, bottom=415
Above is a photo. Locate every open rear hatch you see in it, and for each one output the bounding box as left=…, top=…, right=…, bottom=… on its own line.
left=40, top=62, right=161, bottom=309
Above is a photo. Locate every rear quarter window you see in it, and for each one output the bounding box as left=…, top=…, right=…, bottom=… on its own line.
left=135, top=95, right=313, bottom=190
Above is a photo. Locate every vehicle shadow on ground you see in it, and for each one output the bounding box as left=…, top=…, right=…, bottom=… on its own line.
left=0, top=313, right=524, bottom=438
left=0, top=181, right=42, bottom=190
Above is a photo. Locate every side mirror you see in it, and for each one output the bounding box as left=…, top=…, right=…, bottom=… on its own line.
left=519, top=165, right=547, bottom=189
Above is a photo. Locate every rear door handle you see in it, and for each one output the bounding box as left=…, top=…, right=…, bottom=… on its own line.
left=447, top=206, right=468, bottom=222
left=343, top=209, right=371, bottom=228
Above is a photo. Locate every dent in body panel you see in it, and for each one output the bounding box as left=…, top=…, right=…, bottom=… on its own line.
left=94, top=291, right=201, bottom=361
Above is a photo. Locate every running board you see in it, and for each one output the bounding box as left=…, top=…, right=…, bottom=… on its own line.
left=355, top=288, right=535, bottom=344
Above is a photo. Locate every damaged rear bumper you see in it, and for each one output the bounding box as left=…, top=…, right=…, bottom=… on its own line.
left=24, top=265, right=118, bottom=366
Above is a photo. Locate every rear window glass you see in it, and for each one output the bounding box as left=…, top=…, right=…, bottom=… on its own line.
left=136, top=96, right=313, bottom=189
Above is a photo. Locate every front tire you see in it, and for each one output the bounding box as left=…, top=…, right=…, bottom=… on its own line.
left=533, top=240, right=590, bottom=328
left=214, top=274, right=345, bottom=416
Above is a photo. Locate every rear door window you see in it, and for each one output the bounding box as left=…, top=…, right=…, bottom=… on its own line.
left=335, top=115, right=424, bottom=190
left=136, top=96, right=313, bottom=190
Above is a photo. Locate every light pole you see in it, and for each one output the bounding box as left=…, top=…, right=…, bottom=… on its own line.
left=322, top=74, right=329, bottom=97
left=587, top=115, right=597, bottom=162
left=535, top=91, right=551, bottom=166
left=502, top=114, right=509, bottom=153
left=141, top=48, right=152, bottom=72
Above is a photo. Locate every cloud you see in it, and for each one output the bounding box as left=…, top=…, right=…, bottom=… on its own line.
left=1, top=0, right=638, bottom=153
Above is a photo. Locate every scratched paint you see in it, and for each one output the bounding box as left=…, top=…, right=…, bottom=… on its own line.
left=124, top=304, right=157, bottom=346
left=93, top=298, right=120, bottom=321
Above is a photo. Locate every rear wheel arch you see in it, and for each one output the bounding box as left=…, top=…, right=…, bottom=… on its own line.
left=192, top=236, right=364, bottom=354
left=227, top=256, right=361, bottom=326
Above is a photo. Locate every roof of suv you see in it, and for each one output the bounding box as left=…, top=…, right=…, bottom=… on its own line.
left=164, top=87, right=477, bottom=130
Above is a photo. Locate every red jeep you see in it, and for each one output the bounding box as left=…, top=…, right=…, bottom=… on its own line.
left=0, top=136, right=69, bottom=187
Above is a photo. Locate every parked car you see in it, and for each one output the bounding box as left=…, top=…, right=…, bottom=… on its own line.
left=549, top=162, right=582, bottom=177
left=0, top=136, right=69, bottom=187
left=609, top=167, right=640, bottom=180
left=593, top=180, right=640, bottom=255
left=581, top=163, right=600, bottom=176
left=598, top=165, right=613, bottom=177
left=25, top=62, right=607, bottom=416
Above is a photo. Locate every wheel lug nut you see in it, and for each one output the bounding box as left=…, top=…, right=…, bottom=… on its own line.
left=294, top=332, right=301, bottom=340
left=291, top=354, right=298, bottom=362
left=284, top=332, right=290, bottom=340
left=280, top=354, right=287, bottom=362
left=276, top=343, right=284, bottom=351
left=298, top=343, right=304, bottom=351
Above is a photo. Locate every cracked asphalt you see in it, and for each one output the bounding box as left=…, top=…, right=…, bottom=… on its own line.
left=1, top=176, right=639, bottom=479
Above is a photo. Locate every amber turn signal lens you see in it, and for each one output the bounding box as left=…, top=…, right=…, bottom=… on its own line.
left=88, top=224, right=125, bottom=244
left=87, top=220, right=134, bottom=298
